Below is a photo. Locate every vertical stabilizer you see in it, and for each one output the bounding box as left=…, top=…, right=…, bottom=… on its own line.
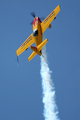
left=28, top=38, right=48, bottom=61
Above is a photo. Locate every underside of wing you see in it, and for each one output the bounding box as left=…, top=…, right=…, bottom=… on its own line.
left=16, top=33, right=34, bottom=56
left=41, top=5, right=60, bottom=34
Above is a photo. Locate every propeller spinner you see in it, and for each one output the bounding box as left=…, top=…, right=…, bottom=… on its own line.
left=30, top=12, right=45, bottom=25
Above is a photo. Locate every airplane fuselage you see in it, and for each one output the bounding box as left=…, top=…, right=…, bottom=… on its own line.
left=33, top=17, right=43, bottom=46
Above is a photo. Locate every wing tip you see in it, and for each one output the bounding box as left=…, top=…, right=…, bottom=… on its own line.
left=16, top=50, right=18, bottom=55
left=59, top=4, right=60, bottom=10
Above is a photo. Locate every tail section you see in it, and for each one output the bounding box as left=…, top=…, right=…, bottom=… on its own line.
left=28, top=38, right=48, bottom=61
left=30, top=46, right=42, bottom=56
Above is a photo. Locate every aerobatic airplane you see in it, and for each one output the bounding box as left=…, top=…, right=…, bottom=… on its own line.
left=16, top=5, right=60, bottom=61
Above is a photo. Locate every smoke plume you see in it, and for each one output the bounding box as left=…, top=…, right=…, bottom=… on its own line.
left=40, top=46, right=60, bottom=120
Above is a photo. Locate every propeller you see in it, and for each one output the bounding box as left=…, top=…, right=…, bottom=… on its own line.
left=40, top=17, right=45, bottom=20
left=30, top=21, right=33, bottom=25
left=30, top=12, right=36, bottom=18
left=30, top=12, right=45, bottom=25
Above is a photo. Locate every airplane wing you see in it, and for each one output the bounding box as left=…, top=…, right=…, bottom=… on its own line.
left=41, top=5, right=60, bottom=34
left=16, top=33, right=34, bottom=56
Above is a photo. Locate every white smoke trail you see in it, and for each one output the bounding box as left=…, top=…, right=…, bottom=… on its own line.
left=40, top=46, right=60, bottom=120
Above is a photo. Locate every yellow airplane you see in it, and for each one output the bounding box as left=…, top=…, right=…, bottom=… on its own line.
left=16, top=5, right=60, bottom=61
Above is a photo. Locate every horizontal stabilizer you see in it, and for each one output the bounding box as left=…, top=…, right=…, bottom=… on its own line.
left=28, top=51, right=37, bottom=61
left=28, top=38, right=48, bottom=61
left=37, top=38, right=48, bottom=51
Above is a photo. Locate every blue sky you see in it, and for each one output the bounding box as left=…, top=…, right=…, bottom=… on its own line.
left=0, top=0, right=80, bottom=120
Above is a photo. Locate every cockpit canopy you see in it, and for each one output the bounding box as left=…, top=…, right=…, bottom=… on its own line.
left=33, top=29, right=38, bottom=36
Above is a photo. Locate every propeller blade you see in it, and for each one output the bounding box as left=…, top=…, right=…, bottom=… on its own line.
left=40, top=17, right=45, bottom=20
left=30, top=21, right=33, bottom=25
left=30, top=12, right=45, bottom=25
left=30, top=12, right=36, bottom=18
